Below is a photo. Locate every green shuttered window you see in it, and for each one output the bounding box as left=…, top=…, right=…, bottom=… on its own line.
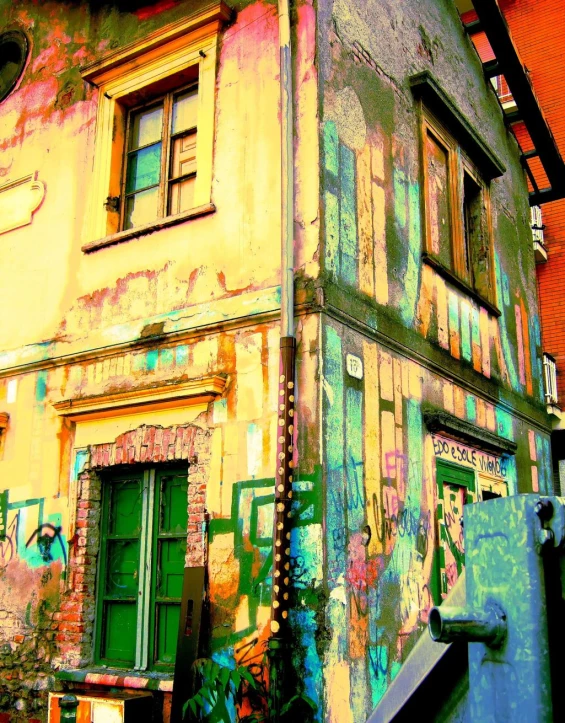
left=96, top=467, right=188, bottom=671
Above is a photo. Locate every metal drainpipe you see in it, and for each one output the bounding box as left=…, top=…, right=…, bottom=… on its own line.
left=269, top=0, right=295, bottom=716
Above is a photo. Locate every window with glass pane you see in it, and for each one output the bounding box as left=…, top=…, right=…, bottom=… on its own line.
left=122, top=84, right=198, bottom=231
left=96, top=467, right=188, bottom=671
left=421, top=108, right=496, bottom=307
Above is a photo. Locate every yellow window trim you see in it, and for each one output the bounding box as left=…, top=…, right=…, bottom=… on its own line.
left=53, top=374, right=227, bottom=420
left=80, top=2, right=232, bottom=247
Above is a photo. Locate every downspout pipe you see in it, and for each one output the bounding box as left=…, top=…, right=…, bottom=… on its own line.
left=269, top=0, right=295, bottom=717
left=279, top=0, right=294, bottom=340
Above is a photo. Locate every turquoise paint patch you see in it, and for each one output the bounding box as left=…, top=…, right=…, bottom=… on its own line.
left=290, top=609, right=323, bottom=720
left=504, top=455, right=518, bottom=496
left=495, top=253, right=519, bottom=390
left=399, top=181, right=421, bottom=326
left=495, top=407, right=514, bottom=441
left=536, top=434, right=552, bottom=494
left=146, top=349, right=158, bottom=371
left=211, top=647, right=235, bottom=670
left=393, top=168, right=407, bottom=229
left=529, top=315, right=544, bottom=401
left=346, top=385, right=364, bottom=531
left=323, top=325, right=346, bottom=590
left=73, top=450, right=89, bottom=481
left=460, top=303, right=471, bottom=362
left=159, top=347, right=174, bottom=368
left=390, top=661, right=402, bottom=681
left=466, top=395, right=477, bottom=423
left=323, top=121, right=339, bottom=175
left=387, top=399, right=422, bottom=578
left=339, top=144, right=358, bottom=287
left=175, top=344, right=189, bottom=367
left=35, top=370, right=48, bottom=402
left=325, top=190, right=340, bottom=276
left=502, top=269, right=510, bottom=307
left=369, top=644, right=388, bottom=707
left=542, top=436, right=553, bottom=494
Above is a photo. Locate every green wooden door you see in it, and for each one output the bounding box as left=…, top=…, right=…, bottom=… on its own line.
left=97, top=473, right=143, bottom=665
left=150, top=469, right=188, bottom=669
left=434, top=459, right=476, bottom=602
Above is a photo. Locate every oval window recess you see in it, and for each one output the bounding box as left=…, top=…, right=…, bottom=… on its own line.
left=0, top=31, right=29, bottom=103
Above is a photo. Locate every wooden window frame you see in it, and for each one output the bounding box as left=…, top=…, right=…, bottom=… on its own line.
left=120, top=82, right=199, bottom=232
left=80, top=4, right=232, bottom=253
left=420, top=105, right=499, bottom=314
left=95, top=466, right=188, bottom=672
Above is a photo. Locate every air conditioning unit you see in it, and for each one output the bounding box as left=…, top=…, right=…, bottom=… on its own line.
left=531, top=204, right=547, bottom=262
left=48, top=690, right=153, bottom=723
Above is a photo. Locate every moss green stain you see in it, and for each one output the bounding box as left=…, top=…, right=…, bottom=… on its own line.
left=466, top=394, right=477, bottom=422
left=339, top=144, right=358, bottom=287
left=323, top=121, right=339, bottom=176
left=530, top=315, right=544, bottom=401
left=495, top=252, right=519, bottom=390
left=495, top=407, right=514, bottom=441
left=325, top=191, right=340, bottom=275
left=323, top=325, right=346, bottom=591
left=393, top=168, right=407, bottom=229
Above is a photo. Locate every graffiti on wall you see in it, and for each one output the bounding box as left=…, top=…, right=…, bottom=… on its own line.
left=0, top=491, right=67, bottom=570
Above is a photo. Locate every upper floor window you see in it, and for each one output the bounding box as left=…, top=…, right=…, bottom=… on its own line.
left=422, top=107, right=497, bottom=310
left=80, top=2, right=232, bottom=252
left=122, top=84, right=198, bottom=230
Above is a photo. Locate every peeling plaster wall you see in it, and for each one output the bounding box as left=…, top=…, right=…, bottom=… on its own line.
left=316, top=0, right=552, bottom=720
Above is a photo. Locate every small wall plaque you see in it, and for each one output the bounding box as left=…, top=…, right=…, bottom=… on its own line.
left=0, top=173, right=45, bottom=235
left=346, top=353, right=363, bottom=380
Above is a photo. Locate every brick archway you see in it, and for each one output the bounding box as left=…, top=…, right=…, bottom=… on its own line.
left=55, top=422, right=211, bottom=669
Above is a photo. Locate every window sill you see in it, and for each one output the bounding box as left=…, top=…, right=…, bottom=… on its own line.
left=56, top=667, right=174, bottom=692
left=422, top=254, right=501, bottom=318
left=81, top=202, right=216, bottom=253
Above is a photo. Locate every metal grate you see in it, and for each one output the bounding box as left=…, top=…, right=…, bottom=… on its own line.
left=531, top=204, right=545, bottom=244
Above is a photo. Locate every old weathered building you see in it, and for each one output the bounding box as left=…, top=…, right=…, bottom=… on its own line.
left=0, top=0, right=553, bottom=720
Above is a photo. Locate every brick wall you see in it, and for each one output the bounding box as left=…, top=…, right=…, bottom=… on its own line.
left=462, top=0, right=565, bottom=403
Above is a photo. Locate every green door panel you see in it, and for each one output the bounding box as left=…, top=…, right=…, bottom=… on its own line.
left=103, top=602, right=137, bottom=664
left=109, top=478, right=142, bottom=536
left=157, top=538, right=187, bottom=598
left=156, top=603, right=181, bottom=664
left=106, top=540, right=140, bottom=596
left=159, top=473, right=189, bottom=533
